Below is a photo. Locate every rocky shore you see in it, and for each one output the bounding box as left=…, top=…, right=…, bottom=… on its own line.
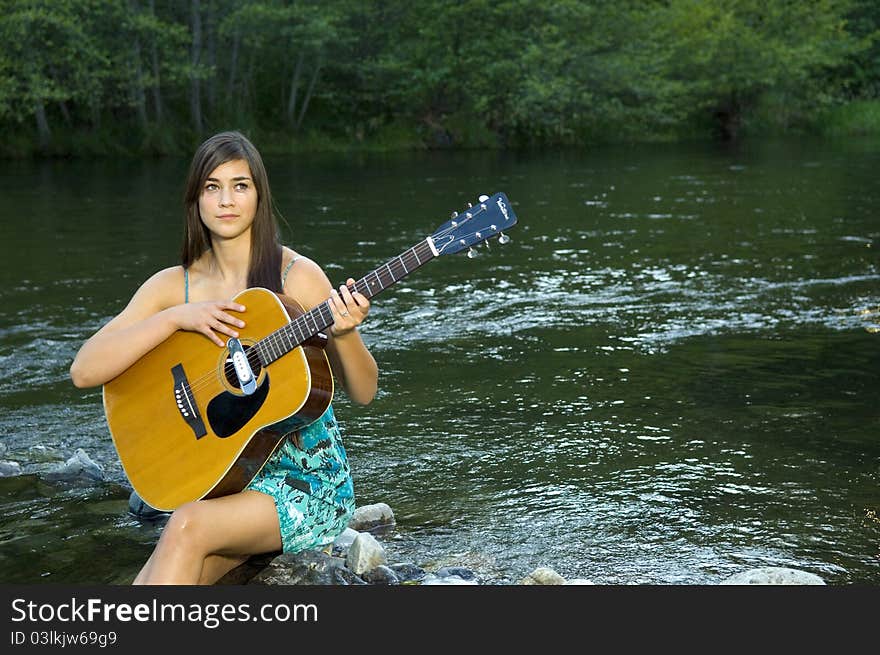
left=208, top=501, right=826, bottom=586
left=1, top=445, right=828, bottom=585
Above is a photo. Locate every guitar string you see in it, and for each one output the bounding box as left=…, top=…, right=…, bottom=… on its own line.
left=175, top=240, right=439, bottom=399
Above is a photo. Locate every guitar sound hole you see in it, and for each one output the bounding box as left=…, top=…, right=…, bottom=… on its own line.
left=224, top=345, right=262, bottom=390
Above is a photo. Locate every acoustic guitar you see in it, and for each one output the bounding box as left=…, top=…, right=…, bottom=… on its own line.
left=103, top=192, right=518, bottom=510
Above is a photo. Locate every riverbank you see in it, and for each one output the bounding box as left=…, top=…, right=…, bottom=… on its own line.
left=3, top=99, right=880, bottom=159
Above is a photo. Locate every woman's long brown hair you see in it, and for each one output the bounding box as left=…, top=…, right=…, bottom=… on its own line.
left=181, top=131, right=283, bottom=291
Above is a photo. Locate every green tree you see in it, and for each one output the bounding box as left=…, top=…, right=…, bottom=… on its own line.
left=647, top=0, right=863, bottom=138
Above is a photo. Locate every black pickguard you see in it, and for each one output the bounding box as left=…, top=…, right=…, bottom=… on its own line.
left=206, top=376, right=271, bottom=438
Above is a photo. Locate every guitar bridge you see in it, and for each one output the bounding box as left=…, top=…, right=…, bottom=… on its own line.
left=171, top=364, right=207, bottom=439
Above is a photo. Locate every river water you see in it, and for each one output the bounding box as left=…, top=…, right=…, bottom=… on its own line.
left=1, top=137, right=878, bottom=584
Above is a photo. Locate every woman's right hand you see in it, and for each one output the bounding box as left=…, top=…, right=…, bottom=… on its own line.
left=171, top=301, right=247, bottom=347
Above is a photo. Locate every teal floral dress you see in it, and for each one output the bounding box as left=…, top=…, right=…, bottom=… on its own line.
left=246, top=404, right=355, bottom=553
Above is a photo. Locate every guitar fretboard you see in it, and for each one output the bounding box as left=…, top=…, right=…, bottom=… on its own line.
left=254, top=239, right=436, bottom=365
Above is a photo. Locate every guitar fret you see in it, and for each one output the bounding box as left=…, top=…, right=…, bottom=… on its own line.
left=398, top=254, right=409, bottom=274
left=278, top=331, right=287, bottom=354
left=320, top=302, right=333, bottom=327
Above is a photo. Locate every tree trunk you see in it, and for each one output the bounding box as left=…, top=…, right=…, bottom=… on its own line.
left=189, top=0, right=203, bottom=133
left=226, top=27, right=240, bottom=100
left=295, top=58, right=321, bottom=131
left=57, top=100, right=71, bottom=125
left=244, top=49, right=257, bottom=115
left=129, top=0, right=148, bottom=130
left=286, top=51, right=304, bottom=125
left=47, top=64, right=72, bottom=125
left=148, top=0, right=163, bottom=124
left=206, top=7, right=217, bottom=115
left=34, top=100, right=50, bottom=151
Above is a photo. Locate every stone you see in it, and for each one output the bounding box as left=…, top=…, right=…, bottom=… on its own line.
left=250, top=550, right=367, bottom=585
left=362, top=565, right=400, bottom=585
left=346, top=531, right=387, bottom=575
left=331, top=527, right=359, bottom=555
left=127, top=490, right=171, bottom=521
left=720, top=567, right=826, bottom=585
left=45, top=448, right=104, bottom=482
left=389, top=562, right=427, bottom=583
left=519, top=566, right=566, bottom=585
left=0, top=460, right=21, bottom=477
left=435, top=566, right=477, bottom=581
left=348, top=502, right=395, bottom=532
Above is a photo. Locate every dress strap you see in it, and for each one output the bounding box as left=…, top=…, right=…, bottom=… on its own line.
left=184, top=268, right=189, bottom=304
left=281, top=255, right=300, bottom=289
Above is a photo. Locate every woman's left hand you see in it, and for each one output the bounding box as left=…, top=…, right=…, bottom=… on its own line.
left=329, top=278, right=369, bottom=336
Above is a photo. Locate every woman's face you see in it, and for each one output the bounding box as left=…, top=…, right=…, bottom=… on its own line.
left=198, top=158, right=259, bottom=242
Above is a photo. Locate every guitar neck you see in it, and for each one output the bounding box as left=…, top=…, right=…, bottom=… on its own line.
left=256, top=238, right=437, bottom=365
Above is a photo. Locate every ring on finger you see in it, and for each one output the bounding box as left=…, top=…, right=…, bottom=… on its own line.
left=340, top=310, right=350, bottom=317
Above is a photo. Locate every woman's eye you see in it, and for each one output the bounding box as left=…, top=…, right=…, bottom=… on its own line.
left=205, top=183, right=218, bottom=192
left=235, top=183, right=249, bottom=191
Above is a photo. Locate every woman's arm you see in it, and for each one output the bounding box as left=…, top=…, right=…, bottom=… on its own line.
left=69, top=267, right=247, bottom=388
left=283, top=258, right=378, bottom=405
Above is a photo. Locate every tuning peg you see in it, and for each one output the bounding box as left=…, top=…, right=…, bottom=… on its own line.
left=450, top=211, right=458, bottom=219
left=467, top=247, right=479, bottom=258
left=467, top=202, right=473, bottom=208
left=498, top=232, right=511, bottom=244
left=478, top=194, right=489, bottom=202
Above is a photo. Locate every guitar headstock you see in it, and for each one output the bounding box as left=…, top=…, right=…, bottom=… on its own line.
left=430, top=192, right=518, bottom=257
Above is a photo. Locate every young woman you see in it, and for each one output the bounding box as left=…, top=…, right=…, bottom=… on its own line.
left=70, top=131, right=378, bottom=584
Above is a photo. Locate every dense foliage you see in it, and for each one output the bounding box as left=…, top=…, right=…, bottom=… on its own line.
left=1, top=0, right=878, bottom=155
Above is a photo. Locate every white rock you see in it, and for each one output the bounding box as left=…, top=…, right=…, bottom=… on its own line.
left=720, top=567, right=826, bottom=585
left=0, top=460, right=21, bottom=477
left=345, top=531, right=387, bottom=575
left=348, top=502, right=395, bottom=531
left=519, top=566, right=566, bottom=585
left=49, top=448, right=104, bottom=481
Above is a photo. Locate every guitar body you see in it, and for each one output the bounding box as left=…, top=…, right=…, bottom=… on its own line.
left=103, top=288, right=334, bottom=511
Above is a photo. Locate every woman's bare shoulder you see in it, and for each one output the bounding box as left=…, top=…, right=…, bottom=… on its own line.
left=280, top=248, right=332, bottom=308
left=129, top=265, right=186, bottom=309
